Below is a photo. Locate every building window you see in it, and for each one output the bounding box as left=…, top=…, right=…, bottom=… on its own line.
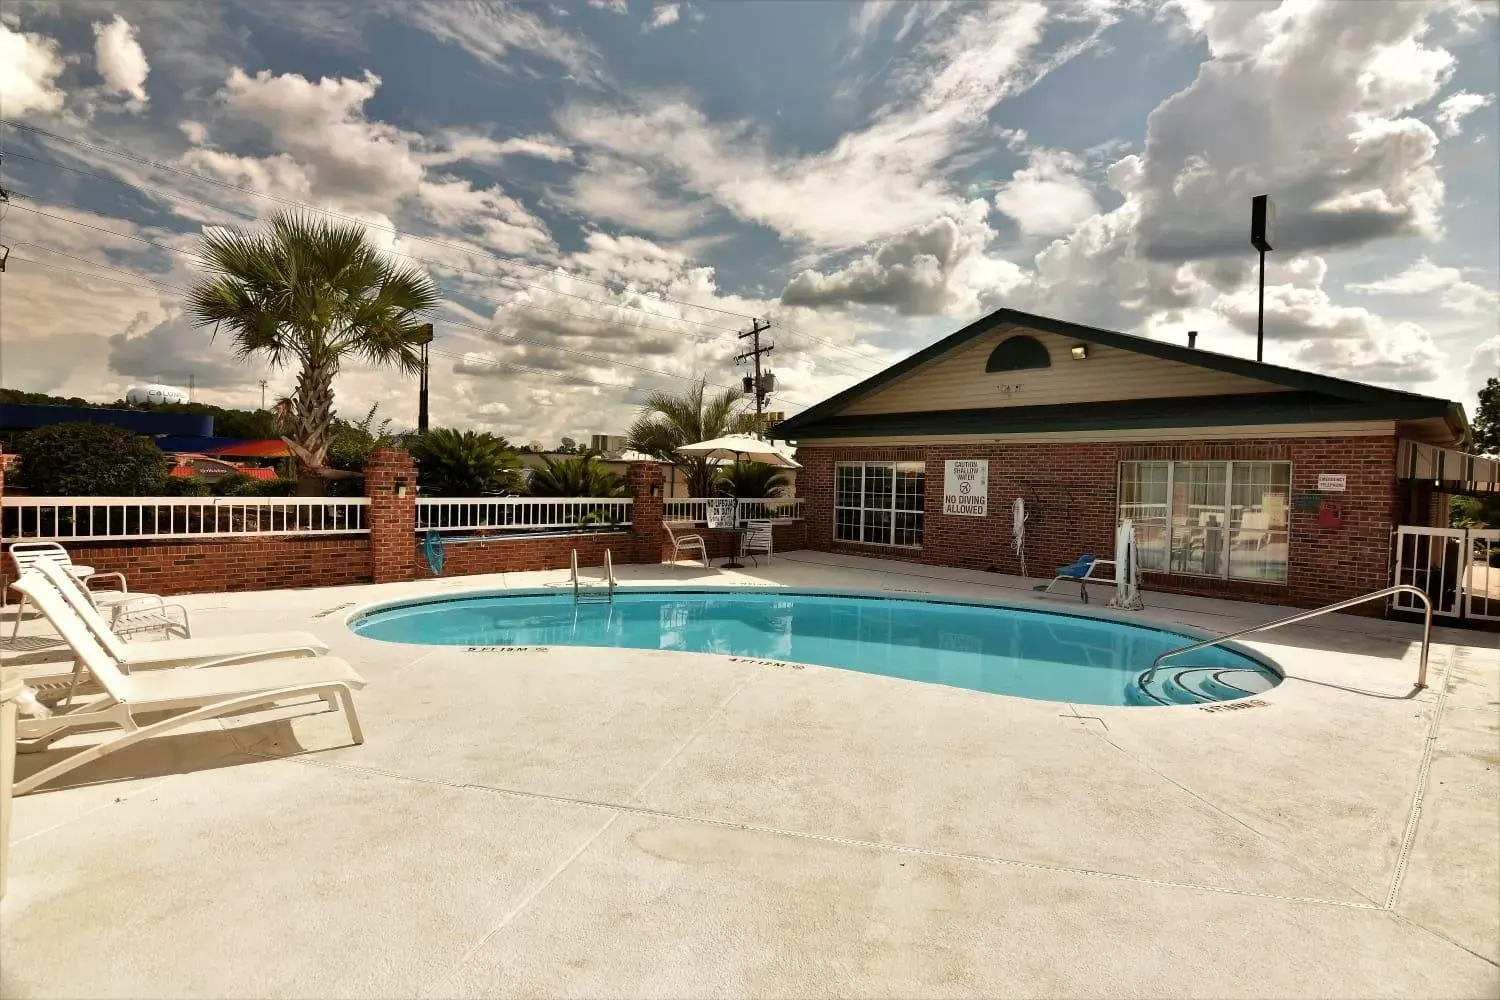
left=1118, top=460, right=1291, bottom=583
left=835, top=461, right=925, bottom=547
left=984, top=335, right=1052, bottom=372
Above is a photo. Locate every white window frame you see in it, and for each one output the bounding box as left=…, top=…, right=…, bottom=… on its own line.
left=1116, top=459, right=1293, bottom=585
left=834, top=461, right=926, bottom=549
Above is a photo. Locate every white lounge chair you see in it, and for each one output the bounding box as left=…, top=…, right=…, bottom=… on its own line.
left=15, top=559, right=329, bottom=699
left=8, top=573, right=364, bottom=796
left=740, top=519, right=774, bottom=566
left=7, top=541, right=187, bottom=639
left=664, top=521, right=708, bottom=567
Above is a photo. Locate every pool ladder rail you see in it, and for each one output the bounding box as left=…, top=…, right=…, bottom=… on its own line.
left=1141, top=584, right=1434, bottom=692
left=571, top=549, right=616, bottom=605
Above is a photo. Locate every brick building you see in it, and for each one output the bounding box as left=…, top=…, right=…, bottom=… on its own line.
left=772, top=308, right=1493, bottom=615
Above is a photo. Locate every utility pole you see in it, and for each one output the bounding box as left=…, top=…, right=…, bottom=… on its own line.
left=735, top=317, right=774, bottom=428
left=415, top=323, right=435, bottom=433
left=0, top=152, right=10, bottom=273
left=259, top=379, right=268, bottom=410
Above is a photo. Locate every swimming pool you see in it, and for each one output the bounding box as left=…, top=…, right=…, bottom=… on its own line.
left=350, top=589, right=1281, bottom=707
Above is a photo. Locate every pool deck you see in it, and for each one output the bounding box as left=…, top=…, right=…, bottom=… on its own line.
left=3, top=550, right=1498, bottom=998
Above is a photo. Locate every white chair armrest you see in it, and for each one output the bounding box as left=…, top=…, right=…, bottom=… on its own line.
left=85, top=572, right=130, bottom=593
left=185, top=646, right=325, bottom=669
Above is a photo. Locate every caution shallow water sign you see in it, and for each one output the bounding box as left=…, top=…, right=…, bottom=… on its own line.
left=943, top=459, right=988, bottom=517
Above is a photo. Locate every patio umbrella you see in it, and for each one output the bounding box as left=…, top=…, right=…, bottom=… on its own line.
left=674, top=434, right=800, bottom=469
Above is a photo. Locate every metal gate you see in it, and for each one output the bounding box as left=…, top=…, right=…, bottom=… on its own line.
left=1392, top=526, right=1500, bottom=621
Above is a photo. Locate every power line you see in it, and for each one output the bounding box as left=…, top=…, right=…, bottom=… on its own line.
left=2, top=148, right=890, bottom=379
left=4, top=248, right=809, bottom=411
left=1, top=118, right=758, bottom=320
left=8, top=234, right=810, bottom=405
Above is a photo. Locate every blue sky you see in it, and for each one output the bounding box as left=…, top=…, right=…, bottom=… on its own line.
left=2, top=0, right=1497, bottom=444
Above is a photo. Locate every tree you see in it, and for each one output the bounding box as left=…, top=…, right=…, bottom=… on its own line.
left=1472, top=377, right=1499, bottom=458
left=627, top=378, right=752, bottom=496
left=12, top=423, right=169, bottom=496
left=717, top=460, right=790, bottom=498
left=525, top=455, right=628, bottom=498
left=188, top=210, right=438, bottom=481
left=555, top=437, right=580, bottom=454
left=408, top=428, right=523, bottom=496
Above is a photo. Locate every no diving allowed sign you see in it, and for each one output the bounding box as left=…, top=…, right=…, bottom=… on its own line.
left=943, top=459, right=988, bottom=517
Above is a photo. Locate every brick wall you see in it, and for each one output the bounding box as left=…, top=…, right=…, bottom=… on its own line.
left=15, top=537, right=374, bottom=597
left=796, top=436, right=1401, bottom=613
left=426, top=531, right=630, bottom=577
left=365, top=448, right=417, bottom=584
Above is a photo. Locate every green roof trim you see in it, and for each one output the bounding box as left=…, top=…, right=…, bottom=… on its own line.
left=771, top=308, right=1467, bottom=441
left=777, top=391, right=1453, bottom=440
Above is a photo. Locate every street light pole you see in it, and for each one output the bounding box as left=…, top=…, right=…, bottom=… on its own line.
left=415, top=323, right=434, bottom=433
left=1251, top=194, right=1275, bottom=364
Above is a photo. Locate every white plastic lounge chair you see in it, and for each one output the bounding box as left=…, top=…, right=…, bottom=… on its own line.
left=740, top=519, right=774, bottom=566
left=7, top=541, right=186, bottom=639
left=8, top=574, right=364, bottom=796
left=24, top=558, right=327, bottom=674
left=663, top=521, right=708, bottom=567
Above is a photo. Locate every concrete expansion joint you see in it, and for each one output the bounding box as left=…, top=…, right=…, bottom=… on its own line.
left=1385, top=651, right=1452, bottom=912
left=258, top=747, right=1385, bottom=913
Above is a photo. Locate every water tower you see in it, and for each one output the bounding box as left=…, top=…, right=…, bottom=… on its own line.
left=126, top=384, right=191, bottom=406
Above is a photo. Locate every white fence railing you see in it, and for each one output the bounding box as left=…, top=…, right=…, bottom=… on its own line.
left=417, top=497, right=633, bottom=535
left=662, top=497, right=802, bottom=524
left=1, top=496, right=369, bottom=541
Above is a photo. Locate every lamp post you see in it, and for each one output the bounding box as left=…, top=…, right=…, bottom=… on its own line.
left=415, top=323, right=434, bottom=433
left=1251, top=194, right=1275, bottom=363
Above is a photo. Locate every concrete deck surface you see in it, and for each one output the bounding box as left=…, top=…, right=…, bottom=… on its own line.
left=2, top=550, right=1497, bottom=999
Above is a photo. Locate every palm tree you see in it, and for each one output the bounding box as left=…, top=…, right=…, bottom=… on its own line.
left=408, top=428, right=522, bottom=496
left=627, top=378, right=753, bottom=497
left=188, top=211, right=438, bottom=480
left=717, top=460, right=789, bottom=498
left=526, top=455, right=628, bottom=498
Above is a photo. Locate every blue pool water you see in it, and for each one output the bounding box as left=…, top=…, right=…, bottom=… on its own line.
left=350, top=589, right=1280, bottom=707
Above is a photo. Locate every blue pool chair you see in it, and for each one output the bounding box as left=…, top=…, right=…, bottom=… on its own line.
left=1035, top=552, right=1117, bottom=604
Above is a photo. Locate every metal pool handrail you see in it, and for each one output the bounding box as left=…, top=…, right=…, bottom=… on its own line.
left=1144, top=585, right=1434, bottom=690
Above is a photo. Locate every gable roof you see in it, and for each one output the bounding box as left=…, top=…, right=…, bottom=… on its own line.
left=772, top=308, right=1467, bottom=441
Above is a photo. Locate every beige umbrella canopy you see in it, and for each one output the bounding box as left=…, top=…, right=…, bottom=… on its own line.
left=675, top=434, right=800, bottom=468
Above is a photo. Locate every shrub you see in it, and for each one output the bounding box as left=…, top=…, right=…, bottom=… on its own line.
left=162, top=475, right=212, bottom=497
left=409, top=428, right=523, bottom=496
left=716, top=461, right=789, bottom=498
left=526, top=455, right=627, bottom=498
left=13, top=423, right=169, bottom=496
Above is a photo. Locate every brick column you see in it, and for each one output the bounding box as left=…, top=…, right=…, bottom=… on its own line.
left=365, top=447, right=417, bottom=583
left=627, top=461, right=665, bottom=565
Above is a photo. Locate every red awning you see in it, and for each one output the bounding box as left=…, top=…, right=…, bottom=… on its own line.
left=202, top=439, right=295, bottom=458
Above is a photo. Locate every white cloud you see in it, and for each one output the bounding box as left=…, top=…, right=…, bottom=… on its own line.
left=559, top=159, right=714, bottom=237
left=992, top=148, right=1100, bottom=236
left=1435, top=90, right=1494, bottom=138
left=645, top=4, right=681, bottom=31
left=415, top=177, right=555, bottom=256
left=396, top=2, right=607, bottom=86
left=587, top=0, right=629, bottom=12
left=1348, top=258, right=1500, bottom=317
left=91, top=15, right=150, bottom=105
left=217, top=68, right=424, bottom=201
left=420, top=129, right=574, bottom=165
left=781, top=206, right=1029, bottom=317
left=562, top=2, right=1120, bottom=249
left=0, top=21, right=65, bottom=116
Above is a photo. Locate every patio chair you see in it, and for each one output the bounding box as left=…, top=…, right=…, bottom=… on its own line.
left=6, top=541, right=185, bottom=639
left=16, top=559, right=328, bottom=697
left=7, top=574, right=364, bottom=796
left=1035, top=552, right=1117, bottom=605
left=664, top=521, right=708, bottom=567
left=740, top=519, right=774, bottom=567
